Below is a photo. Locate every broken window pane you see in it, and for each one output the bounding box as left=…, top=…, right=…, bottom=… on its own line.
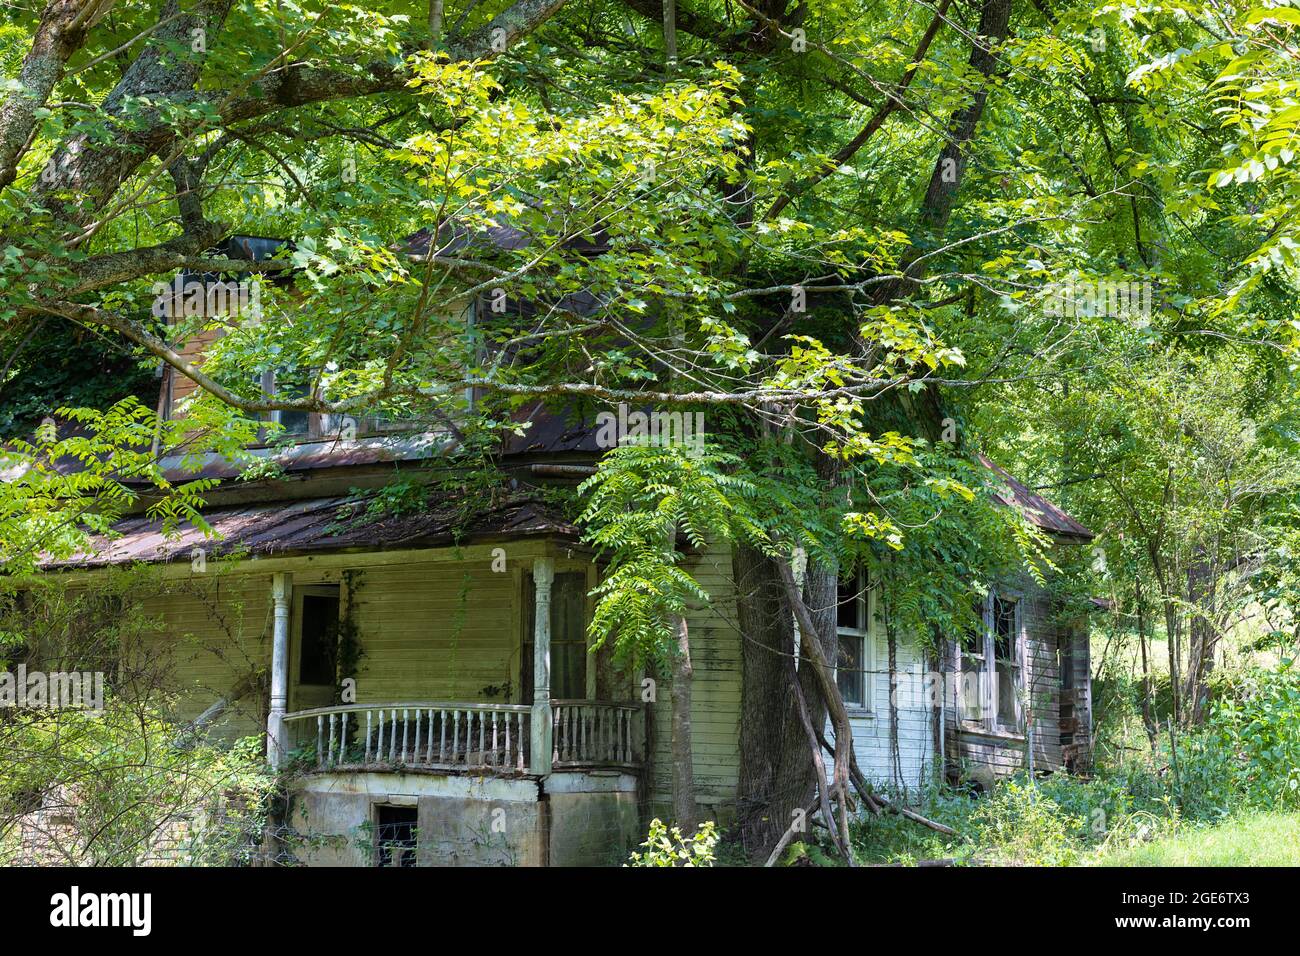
left=837, top=579, right=861, bottom=630
left=375, top=805, right=418, bottom=867
left=993, top=596, right=1017, bottom=659
left=836, top=633, right=865, bottom=707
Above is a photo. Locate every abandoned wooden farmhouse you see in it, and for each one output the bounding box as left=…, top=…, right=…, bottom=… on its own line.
left=30, top=240, right=1096, bottom=867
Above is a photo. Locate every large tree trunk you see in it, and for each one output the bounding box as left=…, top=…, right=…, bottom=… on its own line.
left=733, top=0, right=1012, bottom=861
left=0, top=0, right=96, bottom=193
left=670, top=614, right=698, bottom=831
left=733, top=544, right=840, bottom=861
left=733, top=543, right=800, bottom=855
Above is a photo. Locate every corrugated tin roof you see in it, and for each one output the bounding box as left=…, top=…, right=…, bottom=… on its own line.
left=979, top=455, right=1094, bottom=541
left=45, top=494, right=578, bottom=569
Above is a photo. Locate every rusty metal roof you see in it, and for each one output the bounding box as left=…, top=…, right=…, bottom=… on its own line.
left=979, top=455, right=1094, bottom=542
left=153, top=430, right=456, bottom=483
left=46, top=494, right=579, bottom=569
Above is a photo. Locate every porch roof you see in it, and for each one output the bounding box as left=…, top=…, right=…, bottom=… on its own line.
left=44, top=494, right=579, bottom=569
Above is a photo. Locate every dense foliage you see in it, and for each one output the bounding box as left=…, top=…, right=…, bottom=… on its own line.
left=1, top=0, right=1299, bottom=863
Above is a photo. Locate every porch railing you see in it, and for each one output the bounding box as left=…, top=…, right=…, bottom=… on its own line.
left=284, top=702, right=531, bottom=773
left=552, top=700, right=643, bottom=768
left=284, top=700, right=645, bottom=774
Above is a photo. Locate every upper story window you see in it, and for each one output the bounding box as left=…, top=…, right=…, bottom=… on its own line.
left=257, top=369, right=329, bottom=442
left=155, top=245, right=479, bottom=446
left=835, top=571, right=872, bottom=710
left=958, top=591, right=1023, bottom=733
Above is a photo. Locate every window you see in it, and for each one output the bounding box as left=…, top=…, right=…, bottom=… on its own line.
left=835, top=572, right=871, bottom=709
left=298, top=586, right=340, bottom=686
left=958, top=591, right=1023, bottom=732
left=992, top=596, right=1020, bottom=729
left=374, top=805, right=417, bottom=867
left=958, top=599, right=986, bottom=722
left=257, top=368, right=346, bottom=442
left=522, top=572, right=588, bottom=700
left=273, top=375, right=313, bottom=437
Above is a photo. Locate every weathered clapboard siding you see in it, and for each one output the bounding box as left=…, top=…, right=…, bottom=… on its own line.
left=125, top=531, right=1083, bottom=823
left=647, top=541, right=743, bottom=815
left=840, top=626, right=937, bottom=792
left=132, top=554, right=529, bottom=745
left=347, top=561, right=521, bottom=704
left=1060, top=622, right=1093, bottom=770
left=1022, top=585, right=1063, bottom=769
left=138, top=572, right=274, bottom=742
left=167, top=326, right=224, bottom=411
left=648, top=546, right=943, bottom=814
left=131, top=547, right=600, bottom=748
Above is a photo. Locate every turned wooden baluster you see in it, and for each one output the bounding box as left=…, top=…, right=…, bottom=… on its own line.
left=519, top=713, right=527, bottom=770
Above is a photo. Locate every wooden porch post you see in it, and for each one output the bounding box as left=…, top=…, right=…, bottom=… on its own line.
left=530, top=557, right=554, bottom=775
left=267, top=572, right=293, bottom=767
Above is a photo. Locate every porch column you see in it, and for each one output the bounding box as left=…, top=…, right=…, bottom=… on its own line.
left=267, top=572, right=292, bottom=768
left=530, top=558, right=554, bottom=775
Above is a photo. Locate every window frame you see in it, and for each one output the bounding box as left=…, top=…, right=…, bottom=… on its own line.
left=373, top=803, right=418, bottom=868
left=957, top=590, right=1025, bottom=734
left=834, top=571, right=874, bottom=713
left=257, top=369, right=351, bottom=443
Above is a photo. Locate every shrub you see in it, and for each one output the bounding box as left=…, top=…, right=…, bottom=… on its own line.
left=1207, top=660, right=1300, bottom=810
left=0, top=707, right=276, bottom=865
left=969, top=778, right=1085, bottom=865
left=626, top=818, right=718, bottom=867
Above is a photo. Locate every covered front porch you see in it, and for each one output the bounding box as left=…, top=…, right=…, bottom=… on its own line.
left=253, top=550, right=647, bottom=865
left=52, top=494, right=652, bottom=864
left=263, top=553, right=646, bottom=778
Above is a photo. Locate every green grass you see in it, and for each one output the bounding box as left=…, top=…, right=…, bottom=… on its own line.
left=1092, top=812, right=1300, bottom=867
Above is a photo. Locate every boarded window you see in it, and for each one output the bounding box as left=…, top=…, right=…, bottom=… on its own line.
left=522, top=571, right=588, bottom=700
